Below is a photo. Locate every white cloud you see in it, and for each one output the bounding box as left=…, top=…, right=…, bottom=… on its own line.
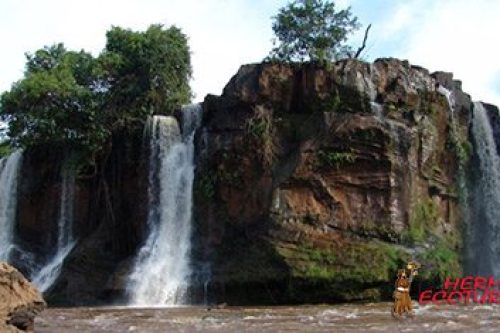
left=1, top=0, right=499, bottom=107
left=376, top=0, right=500, bottom=106
left=0, top=0, right=282, bottom=101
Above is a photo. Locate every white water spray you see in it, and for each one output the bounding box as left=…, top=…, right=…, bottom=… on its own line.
left=0, top=150, right=23, bottom=261
left=127, top=104, right=202, bottom=306
left=32, top=167, right=76, bottom=292
left=468, top=102, right=500, bottom=276
left=437, top=85, right=455, bottom=110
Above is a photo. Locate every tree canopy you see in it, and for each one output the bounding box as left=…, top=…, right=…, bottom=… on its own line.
left=100, top=25, right=192, bottom=121
left=0, top=24, right=192, bottom=158
left=268, top=0, right=360, bottom=63
left=1, top=44, right=102, bottom=151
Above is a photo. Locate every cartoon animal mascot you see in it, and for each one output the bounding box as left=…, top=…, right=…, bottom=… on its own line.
left=392, top=261, right=420, bottom=318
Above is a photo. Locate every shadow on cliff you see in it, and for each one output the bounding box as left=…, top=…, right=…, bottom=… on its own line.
left=14, top=124, right=149, bottom=306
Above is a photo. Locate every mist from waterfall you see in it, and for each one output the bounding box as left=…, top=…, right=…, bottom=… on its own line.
left=0, top=150, right=23, bottom=261
left=467, top=102, right=500, bottom=276
left=32, top=167, right=76, bottom=292
left=127, top=104, right=202, bottom=307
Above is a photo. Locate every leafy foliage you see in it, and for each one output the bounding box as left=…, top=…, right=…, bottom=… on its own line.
left=100, top=25, right=192, bottom=120
left=0, top=24, right=192, bottom=163
left=268, top=0, right=359, bottom=63
left=1, top=44, right=104, bottom=153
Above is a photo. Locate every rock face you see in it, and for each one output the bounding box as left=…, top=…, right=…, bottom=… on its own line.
left=0, top=262, right=46, bottom=332
left=191, top=59, right=472, bottom=304
left=12, top=128, right=148, bottom=305
left=7, top=58, right=482, bottom=306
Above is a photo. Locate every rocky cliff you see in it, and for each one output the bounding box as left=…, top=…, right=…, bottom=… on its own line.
left=191, top=58, right=472, bottom=304
left=12, top=127, right=148, bottom=305
left=0, top=262, right=46, bottom=331
left=10, top=58, right=480, bottom=305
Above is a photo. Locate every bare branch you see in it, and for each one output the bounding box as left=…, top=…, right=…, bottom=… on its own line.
left=354, top=24, right=372, bottom=59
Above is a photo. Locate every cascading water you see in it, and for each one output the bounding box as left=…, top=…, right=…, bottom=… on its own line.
left=467, top=102, right=500, bottom=276
left=437, top=85, right=459, bottom=133
left=0, top=150, right=23, bottom=261
left=437, top=84, right=470, bottom=202
left=127, top=104, right=202, bottom=307
left=32, top=167, right=76, bottom=292
left=437, top=86, right=481, bottom=276
left=366, top=64, right=384, bottom=119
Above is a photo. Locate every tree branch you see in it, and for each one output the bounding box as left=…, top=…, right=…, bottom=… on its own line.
left=353, top=24, right=372, bottom=59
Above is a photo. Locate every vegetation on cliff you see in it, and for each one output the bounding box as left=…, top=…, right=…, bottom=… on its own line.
left=0, top=24, right=191, bottom=163
left=194, top=59, right=468, bottom=304
left=268, top=0, right=362, bottom=63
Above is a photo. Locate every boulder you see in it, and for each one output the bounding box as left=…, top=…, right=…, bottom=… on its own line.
left=0, top=262, right=46, bottom=332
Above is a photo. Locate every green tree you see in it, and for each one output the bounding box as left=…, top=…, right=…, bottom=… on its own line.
left=99, top=24, right=192, bottom=123
left=0, top=44, right=105, bottom=153
left=268, top=0, right=360, bottom=63
left=0, top=24, right=192, bottom=164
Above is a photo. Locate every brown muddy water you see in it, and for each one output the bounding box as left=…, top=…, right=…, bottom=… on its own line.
left=35, top=303, right=500, bottom=332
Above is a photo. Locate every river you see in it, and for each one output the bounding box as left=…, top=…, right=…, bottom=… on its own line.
left=35, top=303, right=500, bottom=332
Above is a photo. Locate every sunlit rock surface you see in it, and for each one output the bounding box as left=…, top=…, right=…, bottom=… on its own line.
left=0, top=262, right=45, bottom=332
left=192, top=59, right=473, bottom=304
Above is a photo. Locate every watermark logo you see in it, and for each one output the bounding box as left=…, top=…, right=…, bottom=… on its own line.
left=419, top=276, right=500, bottom=305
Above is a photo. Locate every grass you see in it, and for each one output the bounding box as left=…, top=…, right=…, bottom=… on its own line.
left=417, top=240, right=462, bottom=284
left=404, top=198, right=439, bottom=244
left=316, top=149, right=356, bottom=169
left=246, top=106, right=279, bottom=167
left=278, top=240, right=408, bottom=285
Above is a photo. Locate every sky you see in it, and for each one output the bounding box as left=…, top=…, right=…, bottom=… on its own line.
left=1, top=0, right=499, bottom=106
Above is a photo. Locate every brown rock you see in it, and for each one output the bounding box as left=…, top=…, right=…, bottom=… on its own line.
left=191, top=59, right=471, bottom=304
left=0, top=262, right=46, bottom=331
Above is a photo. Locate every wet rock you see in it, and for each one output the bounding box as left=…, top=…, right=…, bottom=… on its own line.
left=0, top=262, right=46, bottom=331
left=13, top=126, right=148, bottom=305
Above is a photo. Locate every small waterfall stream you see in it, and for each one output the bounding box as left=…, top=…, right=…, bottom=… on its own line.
left=437, top=85, right=459, bottom=134
left=127, top=104, right=202, bottom=306
left=467, top=102, right=500, bottom=276
left=0, top=150, right=23, bottom=261
left=32, top=167, right=76, bottom=292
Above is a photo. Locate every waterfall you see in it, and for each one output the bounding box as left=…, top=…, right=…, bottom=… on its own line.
left=366, top=64, right=384, bottom=119
left=467, top=102, right=500, bottom=276
left=0, top=150, right=23, bottom=261
left=437, top=85, right=455, bottom=111
left=438, top=84, right=470, bottom=201
left=127, top=104, right=202, bottom=306
left=437, top=85, right=459, bottom=134
left=32, top=167, right=76, bottom=292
